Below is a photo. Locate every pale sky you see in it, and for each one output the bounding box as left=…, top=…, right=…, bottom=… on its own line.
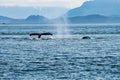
left=0, top=0, right=90, bottom=9
left=0, top=0, right=91, bottom=18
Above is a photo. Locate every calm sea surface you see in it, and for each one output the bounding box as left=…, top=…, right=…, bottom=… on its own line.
left=0, top=24, right=120, bottom=80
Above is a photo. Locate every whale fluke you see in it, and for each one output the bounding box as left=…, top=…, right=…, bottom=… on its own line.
left=30, top=32, right=53, bottom=38
left=30, top=33, right=40, bottom=36
left=40, top=32, right=53, bottom=36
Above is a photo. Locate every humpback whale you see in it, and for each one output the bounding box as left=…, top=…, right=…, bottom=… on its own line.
left=30, top=32, right=53, bottom=38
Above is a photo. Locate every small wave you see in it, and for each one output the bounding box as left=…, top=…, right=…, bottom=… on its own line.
left=0, top=37, right=30, bottom=41
left=0, top=32, right=30, bottom=35
left=73, top=32, right=120, bottom=35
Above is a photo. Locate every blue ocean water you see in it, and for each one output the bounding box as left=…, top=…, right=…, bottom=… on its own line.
left=0, top=24, right=120, bottom=80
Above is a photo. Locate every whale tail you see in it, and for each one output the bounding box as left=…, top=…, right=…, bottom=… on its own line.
left=30, top=32, right=53, bottom=38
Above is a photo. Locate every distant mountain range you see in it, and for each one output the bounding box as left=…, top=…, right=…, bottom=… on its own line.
left=0, top=0, right=120, bottom=24
left=0, top=15, right=120, bottom=24
left=0, top=15, right=50, bottom=24
left=66, top=0, right=120, bottom=17
left=68, top=15, right=120, bottom=23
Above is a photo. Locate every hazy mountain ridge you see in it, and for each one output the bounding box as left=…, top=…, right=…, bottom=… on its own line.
left=67, top=0, right=120, bottom=17
left=0, top=15, right=50, bottom=24
left=25, top=15, right=49, bottom=24
left=0, top=0, right=120, bottom=24
left=0, top=14, right=120, bottom=24
left=68, top=15, right=120, bottom=23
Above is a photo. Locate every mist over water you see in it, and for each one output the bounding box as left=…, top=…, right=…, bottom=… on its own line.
left=54, top=15, right=71, bottom=38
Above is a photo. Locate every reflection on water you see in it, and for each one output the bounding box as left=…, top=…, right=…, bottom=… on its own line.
left=0, top=24, right=120, bottom=80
